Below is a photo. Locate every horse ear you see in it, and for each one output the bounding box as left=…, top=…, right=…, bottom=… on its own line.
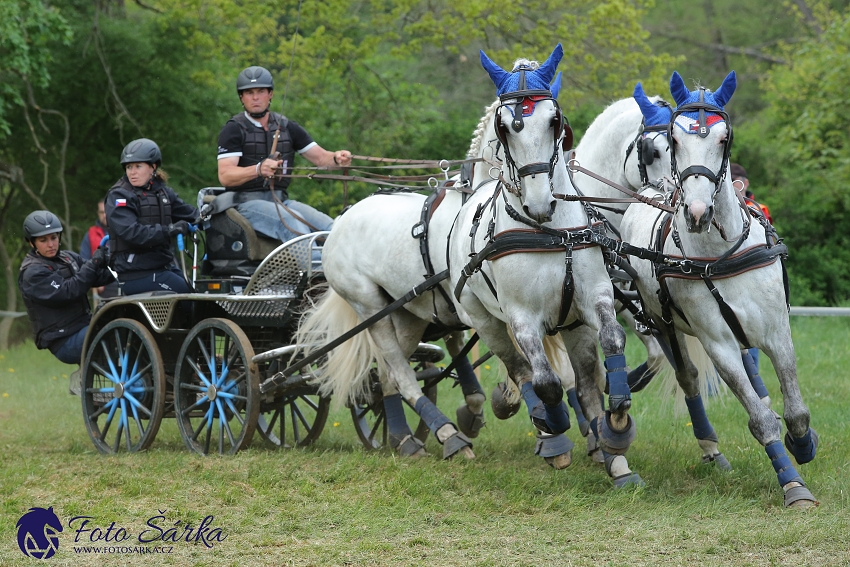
left=536, top=43, right=564, bottom=84
left=633, top=82, right=654, bottom=116
left=670, top=71, right=689, bottom=106
left=480, top=50, right=510, bottom=91
left=713, top=70, right=737, bottom=108
left=550, top=71, right=562, bottom=99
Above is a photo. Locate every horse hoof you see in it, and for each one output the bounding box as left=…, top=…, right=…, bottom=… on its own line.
left=702, top=452, right=733, bottom=471
left=612, top=472, right=645, bottom=489
left=544, top=451, right=572, bottom=470
left=586, top=433, right=604, bottom=462
left=442, top=431, right=473, bottom=460
left=784, top=485, right=819, bottom=509
left=491, top=382, right=521, bottom=420
left=456, top=404, right=486, bottom=438
left=598, top=411, right=636, bottom=456
left=394, top=435, right=427, bottom=458
left=452, top=446, right=475, bottom=460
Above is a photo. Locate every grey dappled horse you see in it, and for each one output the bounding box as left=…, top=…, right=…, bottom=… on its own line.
left=446, top=45, right=643, bottom=485
left=620, top=71, right=818, bottom=507
left=570, top=83, right=674, bottom=388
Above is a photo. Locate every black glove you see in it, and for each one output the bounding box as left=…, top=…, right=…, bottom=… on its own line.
left=168, top=221, right=191, bottom=237
left=91, top=246, right=110, bottom=269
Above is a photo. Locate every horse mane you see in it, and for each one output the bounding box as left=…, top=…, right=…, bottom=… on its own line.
left=467, top=99, right=500, bottom=158
left=467, top=58, right=543, bottom=158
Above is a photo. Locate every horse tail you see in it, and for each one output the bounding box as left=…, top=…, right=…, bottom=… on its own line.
left=543, top=334, right=576, bottom=390
left=294, top=288, right=388, bottom=409
left=656, top=335, right=726, bottom=416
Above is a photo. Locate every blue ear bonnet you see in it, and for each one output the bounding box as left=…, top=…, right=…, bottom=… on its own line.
left=633, top=82, right=672, bottom=129
left=669, top=70, right=737, bottom=121
left=480, top=44, right=564, bottom=97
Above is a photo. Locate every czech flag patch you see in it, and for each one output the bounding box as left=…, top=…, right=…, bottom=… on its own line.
left=115, top=198, right=127, bottom=207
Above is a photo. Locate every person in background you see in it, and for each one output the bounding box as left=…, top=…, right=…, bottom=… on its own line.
left=80, top=197, right=119, bottom=302
left=216, top=65, right=352, bottom=243
left=730, top=162, right=772, bottom=223
left=18, top=210, right=113, bottom=364
left=105, top=138, right=198, bottom=295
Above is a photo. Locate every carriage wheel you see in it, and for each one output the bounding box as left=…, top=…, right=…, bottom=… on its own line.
left=256, top=391, right=330, bottom=448
left=81, top=318, right=166, bottom=454
left=174, top=318, right=259, bottom=455
left=350, top=362, right=439, bottom=450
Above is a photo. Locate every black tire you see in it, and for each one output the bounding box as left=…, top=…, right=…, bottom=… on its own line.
left=82, top=318, right=165, bottom=454
left=173, top=318, right=259, bottom=455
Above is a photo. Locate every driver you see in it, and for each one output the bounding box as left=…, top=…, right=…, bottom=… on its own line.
left=105, top=138, right=199, bottom=295
left=216, top=66, right=352, bottom=242
left=18, top=211, right=114, bottom=364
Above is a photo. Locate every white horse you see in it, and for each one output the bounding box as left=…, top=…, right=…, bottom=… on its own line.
left=445, top=45, right=643, bottom=486
left=620, top=71, right=818, bottom=508
left=295, top=56, right=584, bottom=464
left=570, top=84, right=674, bottom=388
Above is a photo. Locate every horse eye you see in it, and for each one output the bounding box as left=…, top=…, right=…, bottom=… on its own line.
left=653, top=149, right=661, bottom=159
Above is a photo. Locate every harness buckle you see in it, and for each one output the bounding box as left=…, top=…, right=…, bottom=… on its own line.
left=411, top=222, right=426, bottom=239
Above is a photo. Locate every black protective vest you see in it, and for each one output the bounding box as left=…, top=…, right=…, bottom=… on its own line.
left=228, top=111, right=294, bottom=193
left=19, top=252, right=91, bottom=350
left=108, top=177, right=172, bottom=255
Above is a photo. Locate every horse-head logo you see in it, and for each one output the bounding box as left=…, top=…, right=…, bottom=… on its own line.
left=16, top=507, right=63, bottom=560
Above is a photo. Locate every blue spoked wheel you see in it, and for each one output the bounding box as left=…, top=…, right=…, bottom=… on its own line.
left=81, top=318, right=166, bottom=454
left=174, top=318, right=259, bottom=455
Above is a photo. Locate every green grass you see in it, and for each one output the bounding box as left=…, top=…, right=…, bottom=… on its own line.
left=1, top=318, right=849, bottom=566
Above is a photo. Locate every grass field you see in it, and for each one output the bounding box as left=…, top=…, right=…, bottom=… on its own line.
left=1, top=317, right=849, bottom=567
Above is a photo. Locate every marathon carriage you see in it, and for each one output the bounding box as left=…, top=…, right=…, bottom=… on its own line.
left=73, top=159, right=490, bottom=456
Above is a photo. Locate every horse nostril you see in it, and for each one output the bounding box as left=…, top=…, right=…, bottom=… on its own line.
left=688, top=200, right=708, bottom=223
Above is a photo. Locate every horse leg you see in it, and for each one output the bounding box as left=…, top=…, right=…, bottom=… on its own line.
left=509, top=317, right=571, bottom=435
left=463, top=300, right=574, bottom=469
left=543, top=336, right=590, bottom=437
left=663, top=326, right=731, bottom=470
left=741, top=348, right=772, bottom=409
left=619, top=309, right=665, bottom=392
left=444, top=331, right=487, bottom=439
left=594, top=299, right=645, bottom=487
left=387, top=309, right=475, bottom=460
left=704, top=337, right=816, bottom=507
left=761, top=332, right=818, bottom=507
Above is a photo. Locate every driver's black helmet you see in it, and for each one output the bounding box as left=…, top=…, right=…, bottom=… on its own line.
left=237, top=66, right=274, bottom=93
left=120, top=138, right=162, bottom=167
left=24, top=210, right=63, bottom=242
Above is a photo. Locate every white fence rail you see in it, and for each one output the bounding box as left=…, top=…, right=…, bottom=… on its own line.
left=788, top=306, right=850, bottom=317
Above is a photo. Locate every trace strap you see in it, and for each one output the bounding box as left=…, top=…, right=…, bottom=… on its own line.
left=259, top=270, right=450, bottom=395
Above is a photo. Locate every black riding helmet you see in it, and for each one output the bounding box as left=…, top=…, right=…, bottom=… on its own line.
left=236, top=66, right=274, bottom=93
left=23, top=210, right=63, bottom=243
left=120, top=138, right=162, bottom=168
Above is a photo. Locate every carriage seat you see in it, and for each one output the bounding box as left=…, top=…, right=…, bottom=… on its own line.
left=197, top=187, right=281, bottom=276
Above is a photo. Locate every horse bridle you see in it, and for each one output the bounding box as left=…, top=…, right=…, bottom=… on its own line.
left=494, top=71, right=573, bottom=197
left=623, top=100, right=672, bottom=188
left=668, top=88, right=734, bottom=206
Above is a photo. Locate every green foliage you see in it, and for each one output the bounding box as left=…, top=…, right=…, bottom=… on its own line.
left=0, top=0, right=71, bottom=136
left=733, top=10, right=850, bottom=305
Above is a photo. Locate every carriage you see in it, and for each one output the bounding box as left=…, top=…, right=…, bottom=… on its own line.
left=72, top=187, right=452, bottom=455
left=67, top=44, right=820, bottom=507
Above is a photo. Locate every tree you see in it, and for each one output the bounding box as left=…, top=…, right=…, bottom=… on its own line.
left=734, top=6, right=850, bottom=305
left=0, top=0, right=71, bottom=350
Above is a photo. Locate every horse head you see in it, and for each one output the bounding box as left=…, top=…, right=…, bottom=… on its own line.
left=631, top=82, right=673, bottom=189
left=668, top=70, right=736, bottom=233
left=480, top=44, right=567, bottom=223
